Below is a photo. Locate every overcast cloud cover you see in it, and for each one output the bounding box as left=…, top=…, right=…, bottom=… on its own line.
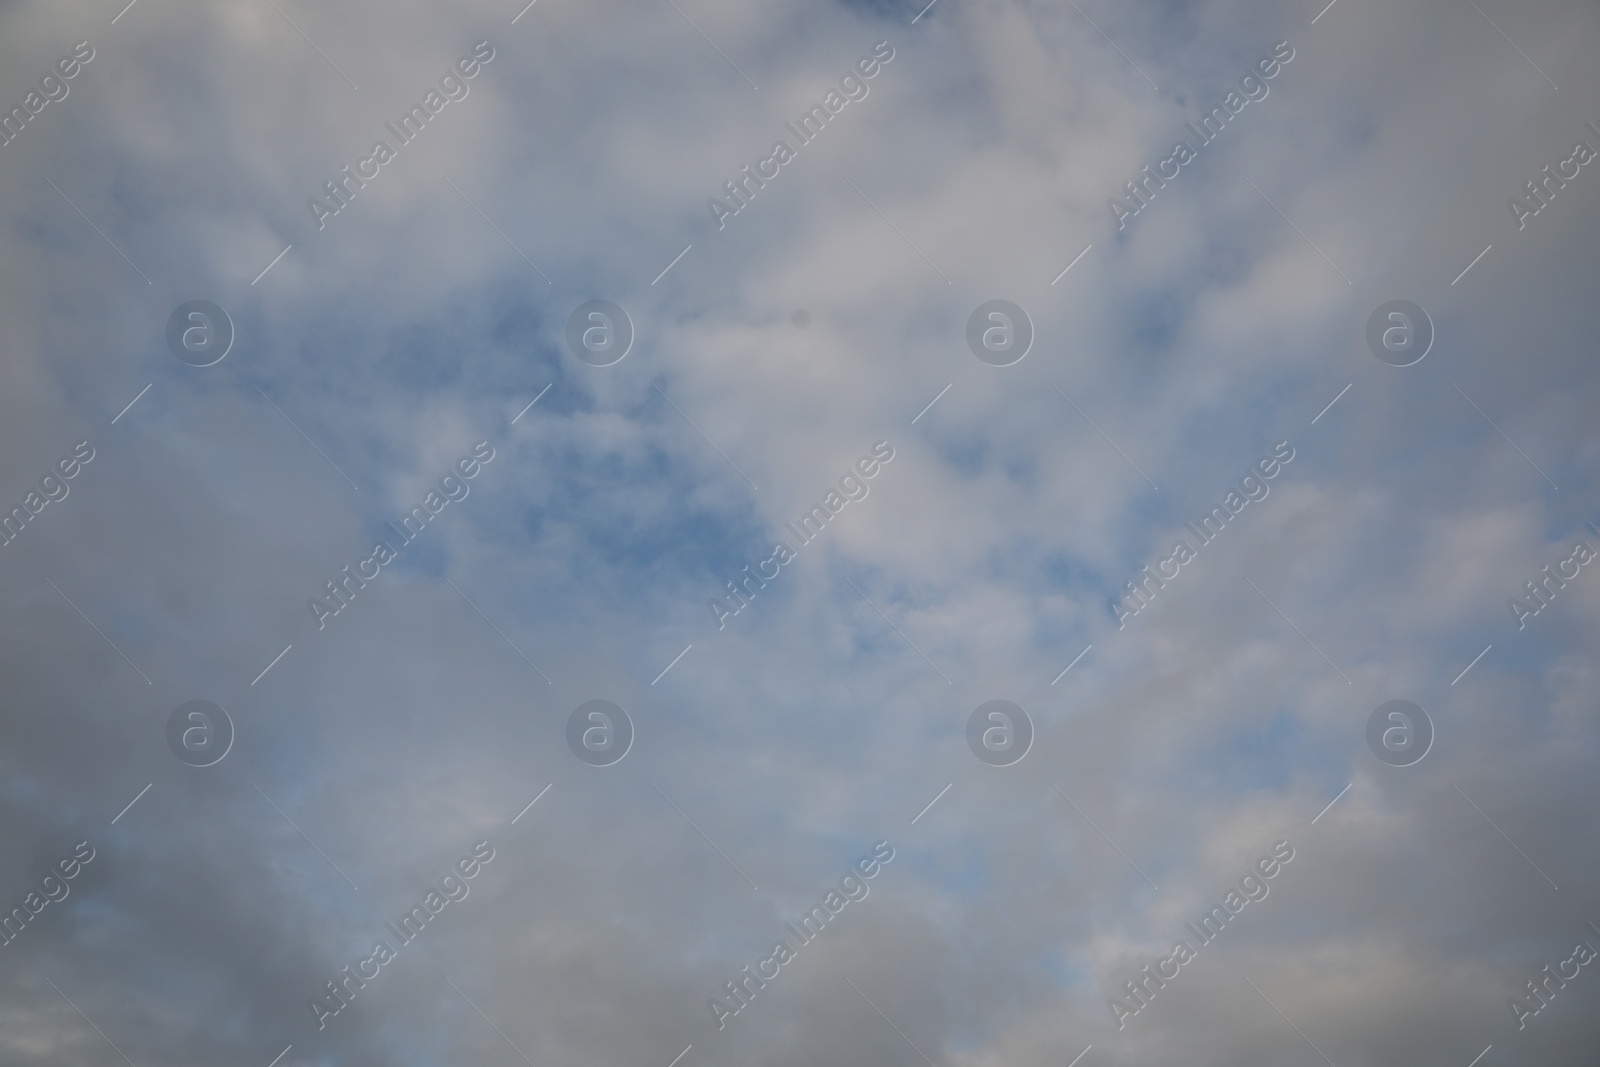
left=1, top=0, right=1598, bottom=1063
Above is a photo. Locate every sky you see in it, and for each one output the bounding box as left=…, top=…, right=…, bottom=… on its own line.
left=1, top=0, right=1599, bottom=1064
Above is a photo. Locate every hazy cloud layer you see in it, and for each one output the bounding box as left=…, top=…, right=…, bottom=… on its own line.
left=1, top=0, right=1598, bottom=1065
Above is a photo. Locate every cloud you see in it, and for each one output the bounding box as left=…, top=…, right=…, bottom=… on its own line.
left=0, top=0, right=1598, bottom=1063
